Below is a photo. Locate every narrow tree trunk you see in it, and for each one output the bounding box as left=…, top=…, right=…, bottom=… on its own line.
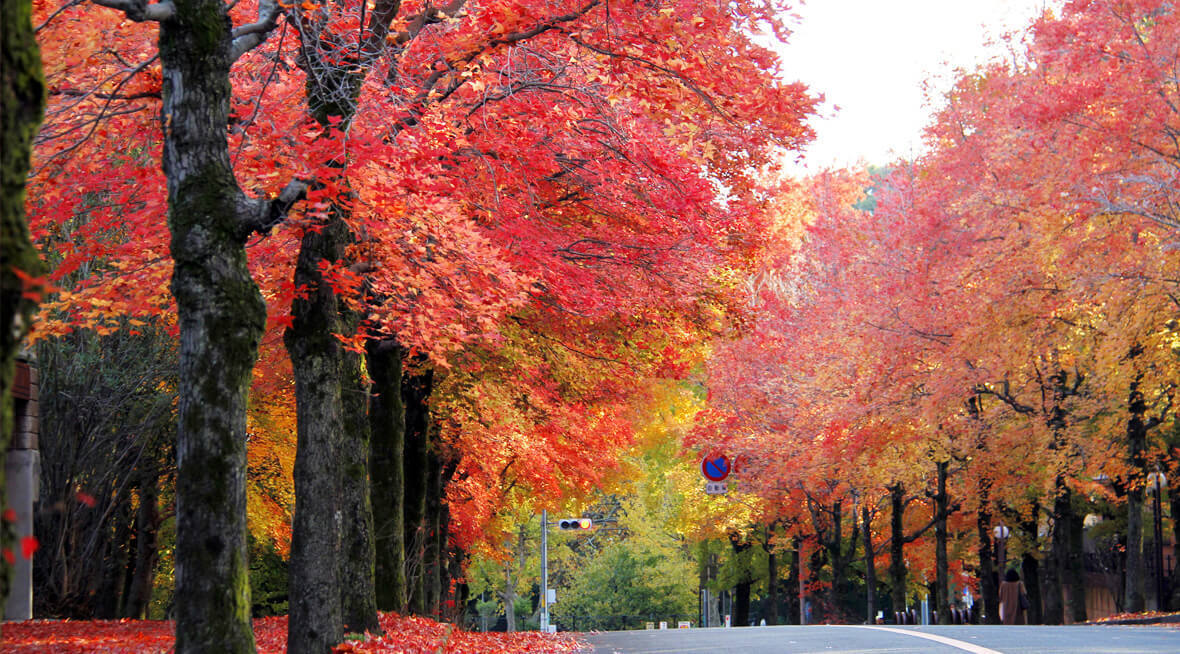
left=368, top=340, right=406, bottom=612
left=0, top=0, right=46, bottom=615
left=786, top=539, right=800, bottom=625
left=1021, top=506, right=1042, bottom=624
left=863, top=506, right=876, bottom=624
left=503, top=561, right=516, bottom=632
left=889, top=484, right=907, bottom=617
left=125, top=473, right=160, bottom=619
left=424, top=451, right=442, bottom=617
left=162, top=3, right=265, bottom=649
left=767, top=546, right=779, bottom=625
left=1042, top=481, right=1069, bottom=624
left=1067, top=503, right=1087, bottom=623
left=975, top=486, right=999, bottom=624
left=934, top=461, right=950, bottom=625
left=403, top=367, right=433, bottom=614
left=340, top=342, right=379, bottom=634
left=285, top=213, right=349, bottom=653
left=1125, top=378, right=1148, bottom=613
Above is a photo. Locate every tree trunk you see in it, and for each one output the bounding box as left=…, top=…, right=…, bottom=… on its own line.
left=786, top=538, right=800, bottom=625
left=162, top=3, right=266, bottom=649
left=368, top=340, right=406, bottom=612
left=863, top=506, right=876, bottom=624
left=503, top=561, right=516, bottom=633
left=975, top=485, right=999, bottom=624
left=1067, top=503, right=1087, bottom=623
left=403, top=367, right=433, bottom=615
left=767, top=545, right=779, bottom=625
left=1042, top=481, right=1069, bottom=624
left=425, top=451, right=442, bottom=618
left=889, top=484, right=907, bottom=617
left=125, top=472, right=159, bottom=619
left=340, top=342, right=379, bottom=634
left=0, top=0, right=46, bottom=616
left=934, top=461, right=950, bottom=625
left=1125, top=378, right=1148, bottom=613
left=1020, top=506, right=1042, bottom=624
left=285, top=212, right=351, bottom=653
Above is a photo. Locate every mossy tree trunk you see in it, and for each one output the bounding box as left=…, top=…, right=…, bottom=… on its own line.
left=159, top=1, right=284, bottom=650
left=284, top=210, right=349, bottom=654
left=368, top=339, right=407, bottom=612
left=0, top=0, right=46, bottom=619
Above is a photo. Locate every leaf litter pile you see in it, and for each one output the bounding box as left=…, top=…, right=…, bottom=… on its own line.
left=2, top=613, right=587, bottom=653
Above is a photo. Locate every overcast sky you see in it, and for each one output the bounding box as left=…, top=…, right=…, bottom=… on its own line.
left=776, top=0, right=1056, bottom=170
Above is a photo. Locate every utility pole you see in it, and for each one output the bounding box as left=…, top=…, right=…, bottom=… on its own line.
left=540, top=509, right=549, bottom=632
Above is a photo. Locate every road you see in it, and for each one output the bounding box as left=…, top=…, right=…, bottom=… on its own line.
left=582, top=624, right=1180, bottom=653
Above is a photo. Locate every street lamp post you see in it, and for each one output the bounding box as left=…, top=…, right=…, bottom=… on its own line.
left=1146, top=471, right=1167, bottom=610
left=993, top=524, right=1011, bottom=574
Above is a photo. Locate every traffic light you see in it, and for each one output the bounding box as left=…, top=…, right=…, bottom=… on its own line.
left=557, top=517, right=593, bottom=530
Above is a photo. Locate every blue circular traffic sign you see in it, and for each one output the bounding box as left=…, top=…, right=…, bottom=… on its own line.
left=701, top=454, right=730, bottom=481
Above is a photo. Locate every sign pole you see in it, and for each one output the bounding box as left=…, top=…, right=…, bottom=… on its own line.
left=540, top=510, right=549, bottom=632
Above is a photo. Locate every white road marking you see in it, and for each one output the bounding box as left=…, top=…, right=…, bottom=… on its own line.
left=838, top=626, right=1005, bottom=654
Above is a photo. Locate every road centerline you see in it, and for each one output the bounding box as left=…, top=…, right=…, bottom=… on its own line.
left=838, top=626, right=1005, bottom=654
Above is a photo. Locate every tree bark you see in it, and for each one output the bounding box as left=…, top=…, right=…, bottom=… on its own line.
left=934, top=461, right=950, bottom=625
left=1042, top=480, right=1069, bottom=624
left=125, top=472, right=159, bottom=619
left=862, top=506, right=876, bottom=624
left=975, top=484, right=999, bottom=624
left=1, top=0, right=46, bottom=620
left=888, top=484, right=907, bottom=616
left=1020, top=506, right=1042, bottom=624
left=785, top=538, right=800, bottom=625
left=368, top=340, right=406, bottom=612
left=1067, top=502, right=1087, bottom=623
left=340, top=341, right=379, bottom=634
left=767, top=548, right=779, bottom=625
left=161, top=2, right=267, bottom=650
left=403, top=367, right=433, bottom=615
left=1125, top=378, right=1148, bottom=613
left=285, top=211, right=350, bottom=653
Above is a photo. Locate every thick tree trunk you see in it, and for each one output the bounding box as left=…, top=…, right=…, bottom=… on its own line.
left=285, top=213, right=351, bottom=653
left=1, top=0, right=46, bottom=616
left=403, top=367, right=433, bottom=615
left=888, top=484, right=907, bottom=616
left=975, top=486, right=999, bottom=624
left=161, top=2, right=265, bottom=650
left=340, top=343, right=379, bottom=634
left=934, top=461, right=950, bottom=625
left=862, top=506, right=876, bottom=624
left=369, top=340, right=406, bottom=612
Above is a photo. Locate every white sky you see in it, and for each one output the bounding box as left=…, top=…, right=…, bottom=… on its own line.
left=776, top=0, right=1056, bottom=170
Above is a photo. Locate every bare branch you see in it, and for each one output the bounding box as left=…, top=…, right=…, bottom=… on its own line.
left=239, top=177, right=309, bottom=238
left=90, top=0, right=174, bottom=22
left=230, top=0, right=284, bottom=61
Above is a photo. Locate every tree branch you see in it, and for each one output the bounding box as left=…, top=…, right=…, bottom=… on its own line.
left=239, top=177, right=309, bottom=238
left=230, top=0, right=284, bottom=61
left=90, top=0, right=174, bottom=22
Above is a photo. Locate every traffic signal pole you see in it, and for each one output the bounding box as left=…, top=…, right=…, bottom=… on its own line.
left=541, top=510, right=549, bottom=633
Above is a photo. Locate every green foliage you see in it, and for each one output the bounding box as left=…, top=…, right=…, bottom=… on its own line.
left=248, top=535, right=289, bottom=617
left=551, top=537, right=697, bottom=630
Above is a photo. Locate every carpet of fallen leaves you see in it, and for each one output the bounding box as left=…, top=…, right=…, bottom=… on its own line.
left=1, top=612, right=588, bottom=653
left=1086, top=610, right=1180, bottom=625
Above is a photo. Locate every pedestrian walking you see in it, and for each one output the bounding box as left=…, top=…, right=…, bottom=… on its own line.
left=998, top=568, right=1028, bottom=625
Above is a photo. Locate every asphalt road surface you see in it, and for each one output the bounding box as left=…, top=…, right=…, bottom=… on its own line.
left=582, top=624, right=1180, bottom=653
